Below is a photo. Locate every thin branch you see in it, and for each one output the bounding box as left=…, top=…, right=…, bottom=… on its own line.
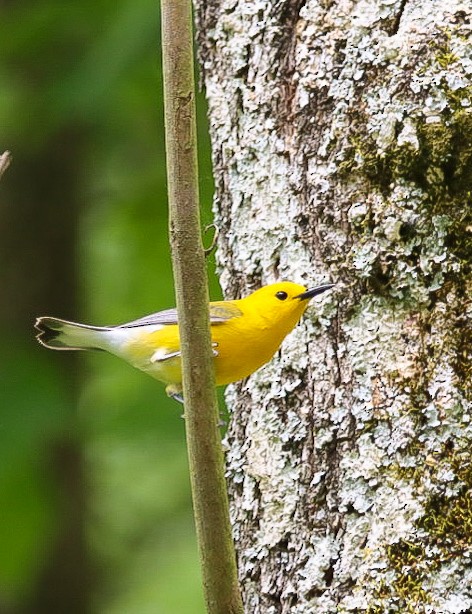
left=160, top=2, right=243, bottom=613
left=0, top=151, right=12, bottom=180
left=204, top=223, right=220, bottom=256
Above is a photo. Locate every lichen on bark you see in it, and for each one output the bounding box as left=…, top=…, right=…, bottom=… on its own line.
left=195, top=0, right=472, bottom=611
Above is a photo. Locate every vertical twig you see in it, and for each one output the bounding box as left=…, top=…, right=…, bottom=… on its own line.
left=160, top=2, right=243, bottom=613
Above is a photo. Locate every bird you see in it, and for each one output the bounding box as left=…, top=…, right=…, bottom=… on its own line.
left=35, top=281, right=334, bottom=402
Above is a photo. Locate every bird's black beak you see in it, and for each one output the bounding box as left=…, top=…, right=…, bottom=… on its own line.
left=295, top=283, right=334, bottom=301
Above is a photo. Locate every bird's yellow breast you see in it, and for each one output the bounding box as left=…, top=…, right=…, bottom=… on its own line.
left=210, top=312, right=292, bottom=385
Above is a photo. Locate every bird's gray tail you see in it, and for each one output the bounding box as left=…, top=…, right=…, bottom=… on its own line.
left=35, top=317, right=108, bottom=351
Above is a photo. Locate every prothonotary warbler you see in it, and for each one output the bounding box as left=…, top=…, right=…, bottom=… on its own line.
left=35, top=281, right=333, bottom=402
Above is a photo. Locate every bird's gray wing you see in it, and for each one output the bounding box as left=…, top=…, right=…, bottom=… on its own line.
left=117, top=303, right=242, bottom=329
left=117, top=308, right=180, bottom=328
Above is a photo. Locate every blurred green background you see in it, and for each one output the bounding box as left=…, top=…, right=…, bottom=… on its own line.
left=0, top=1, right=220, bottom=612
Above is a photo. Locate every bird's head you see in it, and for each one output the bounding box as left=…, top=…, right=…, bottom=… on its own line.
left=241, top=281, right=334, bottom=331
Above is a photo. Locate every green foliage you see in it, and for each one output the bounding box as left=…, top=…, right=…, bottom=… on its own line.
left=0, top=342, right=68, bottom=603
left=0, top=0, right=217, bottom=611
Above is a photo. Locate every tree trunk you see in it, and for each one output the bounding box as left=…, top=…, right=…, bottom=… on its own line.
left=195, top=1, right=472, bottom=612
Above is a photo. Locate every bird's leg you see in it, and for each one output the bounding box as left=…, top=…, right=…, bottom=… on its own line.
left=167, top=385, right=225, bottom=426
left=171, top=392, right=184, bottom=404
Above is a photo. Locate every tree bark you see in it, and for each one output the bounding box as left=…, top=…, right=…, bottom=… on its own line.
left=195, top=1, right=472, bottom=612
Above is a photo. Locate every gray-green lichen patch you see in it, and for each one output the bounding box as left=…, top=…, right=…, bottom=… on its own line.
left=369, top=445, right=472, bottom=612
left=332, top=27, right=472, bottom=304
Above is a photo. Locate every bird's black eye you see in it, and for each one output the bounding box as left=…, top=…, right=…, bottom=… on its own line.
left=275, top=291, right=288, bottom=301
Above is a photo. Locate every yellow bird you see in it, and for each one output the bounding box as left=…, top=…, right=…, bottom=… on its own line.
left=35, top=281, right=333, bottom=402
